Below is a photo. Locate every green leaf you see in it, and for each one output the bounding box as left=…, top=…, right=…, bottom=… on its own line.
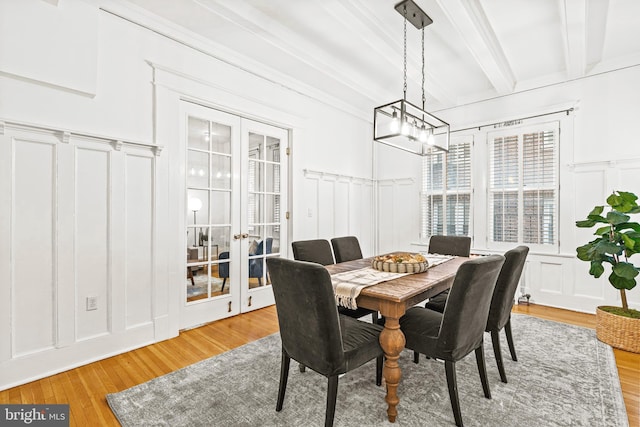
left=594, top=225, right=612, bottom=236
left=609, top=272, right=637, bottom=290
left=589, top=206, right=605, bottom=216
left=612, top=262, right=639, bottom=279
left=607, top=211, right=630, bottom=225
left=617, top=191, right=638, bottom=203
left=608, top=191, right=640, bottom=213
left=589, top=261, right=605, bottom=278
left=620, top=233, right=638, bottom=251
left=616, top=222, right=640, bottom=233
left=594, top=240, right=623, bottom=256
left=576, top=219, right=596, bottom=228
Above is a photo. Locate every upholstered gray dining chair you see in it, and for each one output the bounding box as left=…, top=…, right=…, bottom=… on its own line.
left=291, top=239, right=378, bottom=324
left=424, top=235, right=471, bottom=311
left=267, top=258, right=383, bottom=427
left=428, top=235, right=472, bottom=257
left=485, top=246, right=529, bottom=382
left=330, top=236, right=363, bottom=263
left=422, top=246, right=529, bottom=383
left=291, top=239, right=335, bottom=266
left=400, top=255, right=505, bottom=427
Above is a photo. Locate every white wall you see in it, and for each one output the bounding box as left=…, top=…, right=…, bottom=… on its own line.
left=377, top=65, right=640, bottom=314
left=0, top=0, right=375, bottom=390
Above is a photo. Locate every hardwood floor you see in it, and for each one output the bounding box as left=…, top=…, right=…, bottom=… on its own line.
left=1, top=304, right=638, bottom=426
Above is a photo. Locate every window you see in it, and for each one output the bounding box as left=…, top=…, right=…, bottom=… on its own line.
left=488, top=122, right=558, bottom=247
left=421, top=141, right=472, bottom=238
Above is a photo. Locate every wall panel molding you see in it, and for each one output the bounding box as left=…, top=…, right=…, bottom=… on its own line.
left=0, top=121, right=161, bottom=390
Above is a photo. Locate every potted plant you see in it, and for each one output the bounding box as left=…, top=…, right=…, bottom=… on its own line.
left=576, top=190, right=640, bottom=353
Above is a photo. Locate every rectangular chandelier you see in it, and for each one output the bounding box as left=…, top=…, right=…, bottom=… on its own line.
left=373, top=0, right=450, bottom=156
left=374, top=99, right=450, bottom=155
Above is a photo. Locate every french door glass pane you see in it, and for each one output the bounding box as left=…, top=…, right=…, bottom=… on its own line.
left=187, top=116, right=232, bottom=303
left=188, top=117, right=209, bottom=150
left=211, top=154, right=231, bottom=189
left=246, top=132, right=281, bottom=290
left=187, top=151, right=208, bottom=188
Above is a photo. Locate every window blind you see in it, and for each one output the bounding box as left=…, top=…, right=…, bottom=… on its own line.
left=421, top=141, right=471, bottom=238
left=488, top=123, right=558, bottom=246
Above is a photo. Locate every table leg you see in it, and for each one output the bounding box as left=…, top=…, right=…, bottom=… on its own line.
left=379, top=315, right=405, bottom=422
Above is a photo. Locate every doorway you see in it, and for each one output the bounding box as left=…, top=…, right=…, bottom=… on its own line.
left=180, top=102, right=288, bottom=329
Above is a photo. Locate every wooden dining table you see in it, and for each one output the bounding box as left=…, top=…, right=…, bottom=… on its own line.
left=325, top=254, right=470, bottom=423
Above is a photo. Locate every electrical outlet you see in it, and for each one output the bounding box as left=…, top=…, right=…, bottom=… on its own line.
left=86, top=296, right=98, bottom=311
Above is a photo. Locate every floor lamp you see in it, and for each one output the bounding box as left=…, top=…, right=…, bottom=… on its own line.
left=188, top=197, right=202, bottom=247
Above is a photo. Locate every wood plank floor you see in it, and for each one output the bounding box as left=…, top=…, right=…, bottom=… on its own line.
left=0, top=304, right=638, bottom=426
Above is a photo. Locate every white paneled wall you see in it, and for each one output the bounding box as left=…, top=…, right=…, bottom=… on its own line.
left=510, top=160, right=640, bottom=313
left=0, top=122, right=162, bottom=389
left=13, top=137, right=56, bottom=356
left=377, top=178, right=418, bottom=255
left=302, top=170, right=374, bottom=256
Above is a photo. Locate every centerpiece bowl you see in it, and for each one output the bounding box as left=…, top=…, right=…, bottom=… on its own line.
left=372, top=253, right=429, bottom=274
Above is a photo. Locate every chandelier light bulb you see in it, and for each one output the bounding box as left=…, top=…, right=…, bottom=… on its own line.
left=390, top=110, right=399, bottom=133
left=419, top=124, right=427, bottom=142
left=401, top=119, right=411, bottom=135
left=427, top=129, right=435, bottom=145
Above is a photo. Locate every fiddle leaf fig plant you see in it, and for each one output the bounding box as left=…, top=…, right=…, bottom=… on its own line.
left=576, top=190, right=640, bottom=314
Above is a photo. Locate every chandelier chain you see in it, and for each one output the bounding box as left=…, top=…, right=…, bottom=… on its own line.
left=403, top=5, right=407, bottom=98
left=422, top=27, right=426, bottom=109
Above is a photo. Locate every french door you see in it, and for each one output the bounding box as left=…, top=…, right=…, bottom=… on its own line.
left=180, top=102, right=288, bottom=329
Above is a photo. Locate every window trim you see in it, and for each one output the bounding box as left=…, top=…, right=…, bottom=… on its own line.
left=486, top=120, right=560, bottom=252
left=420, top=137, right=474, bottom=240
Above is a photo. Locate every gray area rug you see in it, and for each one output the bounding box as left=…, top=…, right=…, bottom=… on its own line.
left=107, top=315, right=628, bottom=426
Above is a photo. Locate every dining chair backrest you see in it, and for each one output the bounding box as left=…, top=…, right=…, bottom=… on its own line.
left=291, top=239, right=335, bottom=266
left=330, top=236, right=363, bottom=263
left=267, top=258, right=345, bottom=375
left=428, top=235, right=471, bottom=257
left=486, top=246, right=529, bottom=332
left=439, top=255, right=505, bottom=360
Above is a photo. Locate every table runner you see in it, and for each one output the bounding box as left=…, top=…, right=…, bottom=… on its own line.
left=331, top=254, right=454, bottom=310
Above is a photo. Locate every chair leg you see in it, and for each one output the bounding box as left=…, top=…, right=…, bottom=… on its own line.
left=413, top=351, right=420, bottom=364
left=221, top=278, right=227, bottom=293
left=258, top=276, right=263, bottom=286
left=444, top=361, right=464, bottom=427
left=491, top=330, right=508, bottom=383
left=504, top=318, right=518, bottom=361
left=376, top=356, right=382, bottom=386
left=276, top=349, right=290, bottom=412
left=475, top=343, right=491, bottom=399
left=325, top=376, right=339, bottom=427
left=371, top=311, right=379, bottom=324
left=299, top=363, right=306, bottom=373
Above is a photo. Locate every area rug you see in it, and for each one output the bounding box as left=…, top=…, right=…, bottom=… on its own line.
left=187, top=275, right=223, bottom=297
left=107, top=315, right=628, bottom=426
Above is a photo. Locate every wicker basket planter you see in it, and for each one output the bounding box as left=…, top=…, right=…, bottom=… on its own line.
left=596, top=306, right=640, bottom=353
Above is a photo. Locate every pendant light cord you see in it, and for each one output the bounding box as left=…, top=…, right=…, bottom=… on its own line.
left=403, top=5, right=407, bottom=100
left=421, top=27, right=426, bottom=111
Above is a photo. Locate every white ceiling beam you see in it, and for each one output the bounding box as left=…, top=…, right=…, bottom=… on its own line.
left=584, top=0, right=609, bottom=73
left=434, top=0, right=515, bottom=95
left=195, top=0, right=391, bottom=106
left=559, top=0, right=587, bottom=79
left=330, top=0, right=456, bottom=107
